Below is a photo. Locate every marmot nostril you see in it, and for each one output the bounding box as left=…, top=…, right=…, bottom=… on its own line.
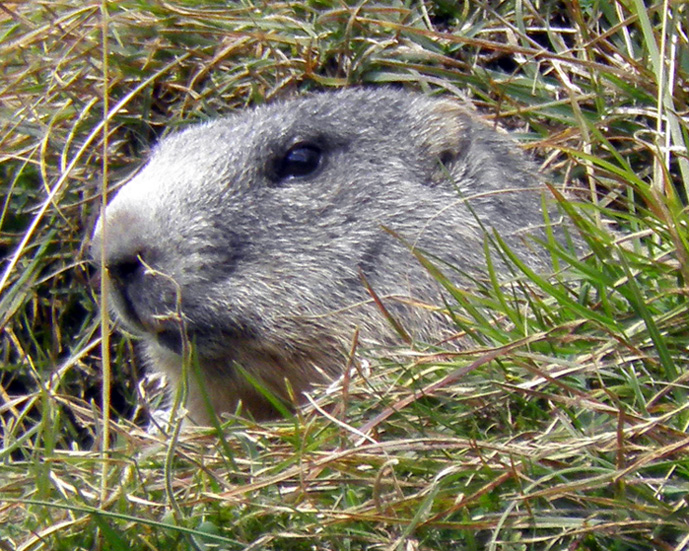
left=107, top=256, right=145, bottom=285
left=92, top=88, right=571, bottom=424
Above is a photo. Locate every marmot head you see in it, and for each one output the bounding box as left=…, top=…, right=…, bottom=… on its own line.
left=91, top=88, right=549, bottom=422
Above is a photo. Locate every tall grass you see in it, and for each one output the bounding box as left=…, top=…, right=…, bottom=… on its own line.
left=1, top=1, right=688, bottom=550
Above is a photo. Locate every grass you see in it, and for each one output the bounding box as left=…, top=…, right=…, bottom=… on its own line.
left=1, top=0, right=688, bottom=549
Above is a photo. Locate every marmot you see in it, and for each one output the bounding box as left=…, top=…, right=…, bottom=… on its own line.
left=91, top=88, right=557, bottom=423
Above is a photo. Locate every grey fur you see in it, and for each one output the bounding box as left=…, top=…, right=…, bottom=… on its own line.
left=91, top=88, right=555, bottom=423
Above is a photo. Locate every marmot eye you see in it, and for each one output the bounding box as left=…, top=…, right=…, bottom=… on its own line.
left=275, top=143, right=323, bottom=180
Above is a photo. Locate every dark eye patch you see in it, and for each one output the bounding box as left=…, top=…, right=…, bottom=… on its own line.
left=273, top=143, right=323, bottom=181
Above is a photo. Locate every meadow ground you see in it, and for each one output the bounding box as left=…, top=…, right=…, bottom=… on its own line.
left=1, top=1, right=688, bottom=550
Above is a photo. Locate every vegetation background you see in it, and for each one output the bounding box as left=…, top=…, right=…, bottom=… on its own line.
left=1, top=0, right=688, bottom=549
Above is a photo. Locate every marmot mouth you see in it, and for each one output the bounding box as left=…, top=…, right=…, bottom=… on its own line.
left=108, top=280, right=189, bottom=348
left=108, top=285, right=148, bottom=335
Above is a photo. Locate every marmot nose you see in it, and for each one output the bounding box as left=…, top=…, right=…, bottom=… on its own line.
left=91, top=204, right=157, bottom=290
left=91, top=205, right=162, bottom=330
left=107, top=255, right=146, bottom=287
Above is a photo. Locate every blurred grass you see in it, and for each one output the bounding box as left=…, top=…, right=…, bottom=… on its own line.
left=1, top=0, right=688, bottom=550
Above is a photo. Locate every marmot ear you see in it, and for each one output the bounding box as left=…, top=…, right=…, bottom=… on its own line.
left=418, top=99, right=472, bottom=186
